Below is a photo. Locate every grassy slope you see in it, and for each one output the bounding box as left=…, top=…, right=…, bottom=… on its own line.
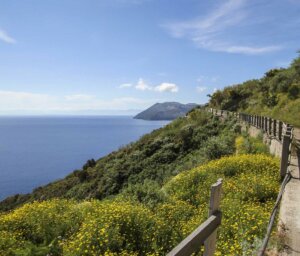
left=0, top=109, right=237, bottom=211
left=208, top=55, right=300, bottom=127
left=0, top=154, right=280, bottom=255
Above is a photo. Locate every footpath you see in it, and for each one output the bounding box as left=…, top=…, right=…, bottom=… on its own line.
left=279, top=128, right=300, bottom=256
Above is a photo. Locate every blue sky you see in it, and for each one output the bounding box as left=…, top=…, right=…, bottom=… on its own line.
left=0, top=0, right=299, bottom=115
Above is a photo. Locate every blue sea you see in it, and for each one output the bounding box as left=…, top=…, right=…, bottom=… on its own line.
left=0, top=116, right=169, bottom=200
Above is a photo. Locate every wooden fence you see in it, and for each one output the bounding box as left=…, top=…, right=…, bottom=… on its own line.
left=167, top=179, right=223, bottom=256
left=168, top=109, right=294, bottom=256
left=208, top=108, right=293, bottom=179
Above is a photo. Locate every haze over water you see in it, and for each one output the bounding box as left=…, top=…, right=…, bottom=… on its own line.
left=0, top=116, right=169, bottom=200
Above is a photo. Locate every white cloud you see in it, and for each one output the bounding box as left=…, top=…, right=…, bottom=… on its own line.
left=213, top=88, right=218, bottom=92
left=119, top=83, right=133, bottom=88
left=154, top=83, right=178, bottom=93
left=163, top=0, right=282, bottom=55
left=65, top=94, right=95, bottom=101
left=196, top=86, right=207, bottom=93
left=135, top=78, right=152, bottom=91
left=0, top=29, right=16, bottom=44
left=118, top=78, right=180, bottom=93
left=219, top=45, right=282, bottom=54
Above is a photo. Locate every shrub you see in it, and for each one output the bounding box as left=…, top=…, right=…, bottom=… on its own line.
left=121, top=180, right=167, bottom=208
left=0, top=155, right=280, bottom=255
left=62, top=201, right=158, bottom=256
left=288, top=83, right=300, bottom=99
left=235, top=135, right=269, bottom=154
left=203, top=135, right=235, bottom=160
left=82, top=159, right=96, bottom=170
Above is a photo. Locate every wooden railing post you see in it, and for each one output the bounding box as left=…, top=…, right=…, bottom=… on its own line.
left=273, top=120, right=277, bottom=137
left=264, top=117, right=268, bottom=132
left=204, top=179, right=223, bottom=256
left=280, top=133, right=291, bottom=178
left=268, top=118, right=272, bottom=135
left=278, top=121, right=283, bottom=141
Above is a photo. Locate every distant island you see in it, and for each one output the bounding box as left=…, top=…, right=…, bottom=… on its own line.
left=134, top=102, right=199, bottom=120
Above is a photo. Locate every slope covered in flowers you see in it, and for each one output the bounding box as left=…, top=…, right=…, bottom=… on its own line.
left=0, top=154, right=279, bottom=255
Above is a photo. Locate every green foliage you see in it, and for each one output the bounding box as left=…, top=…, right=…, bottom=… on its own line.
left=209, top=55, right=300, bottom=127
left=288, top=82, right=300, bottom=99
left=0, top=110, right=237, bottom=211
left=202, top=135, right=235, bottom=160
left=120, top=180, right=167, bottom=209
left=235, top=134, right=269, bottom=155
left=82, top=158, right=96, bottom=170
left=0, top=155, right=280, bottom=255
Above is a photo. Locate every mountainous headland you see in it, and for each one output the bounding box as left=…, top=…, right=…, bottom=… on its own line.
left=134, top=102, right=199, bottom=120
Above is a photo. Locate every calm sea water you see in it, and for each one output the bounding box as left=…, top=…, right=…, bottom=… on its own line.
left=0, top=116, right=169, bottom=200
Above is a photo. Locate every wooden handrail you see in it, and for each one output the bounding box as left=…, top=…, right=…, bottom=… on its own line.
left=167, top=179, right=222, bottom=256
left=167, top=212, right=222, bottom=256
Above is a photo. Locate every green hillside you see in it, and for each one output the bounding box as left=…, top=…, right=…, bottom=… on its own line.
left=0, top=154, right=279, bottom=256
left=209, top=54, right=300, bottom=127
left=0, top=110, right=237, bottom=211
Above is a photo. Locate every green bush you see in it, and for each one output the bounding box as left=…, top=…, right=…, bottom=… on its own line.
left=288, top=83, right=300, bottom=99
left=235, top=135, right=269, bottom=155
left=0, top=155, right=280, bottom=255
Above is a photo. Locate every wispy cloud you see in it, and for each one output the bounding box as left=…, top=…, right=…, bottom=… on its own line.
left=163, top=0, right=282, bottom=55
left=0, top=29, right=16, bottom=44
left=135, top=78, right=152, bottom=91
left=154, top=83, right=178, bottom=92
left=121, top=78, right=179, bottom=93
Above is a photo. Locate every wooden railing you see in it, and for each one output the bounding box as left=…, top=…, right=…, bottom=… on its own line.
left=208, top=108, right=293, bottom=179
left=167, top=179, right=222, bottom=256
left=169, top=109, right=294, bottom=256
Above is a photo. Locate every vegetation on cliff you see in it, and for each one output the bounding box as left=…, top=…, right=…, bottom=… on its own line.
left=0, top=154, right=279, bottom=255
left=209, top=54, right=300, bottom=127
left=0, top=110, right=237, bottom=211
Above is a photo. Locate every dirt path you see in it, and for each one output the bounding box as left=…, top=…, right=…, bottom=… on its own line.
left=279, top=128, right=300, bottom=255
